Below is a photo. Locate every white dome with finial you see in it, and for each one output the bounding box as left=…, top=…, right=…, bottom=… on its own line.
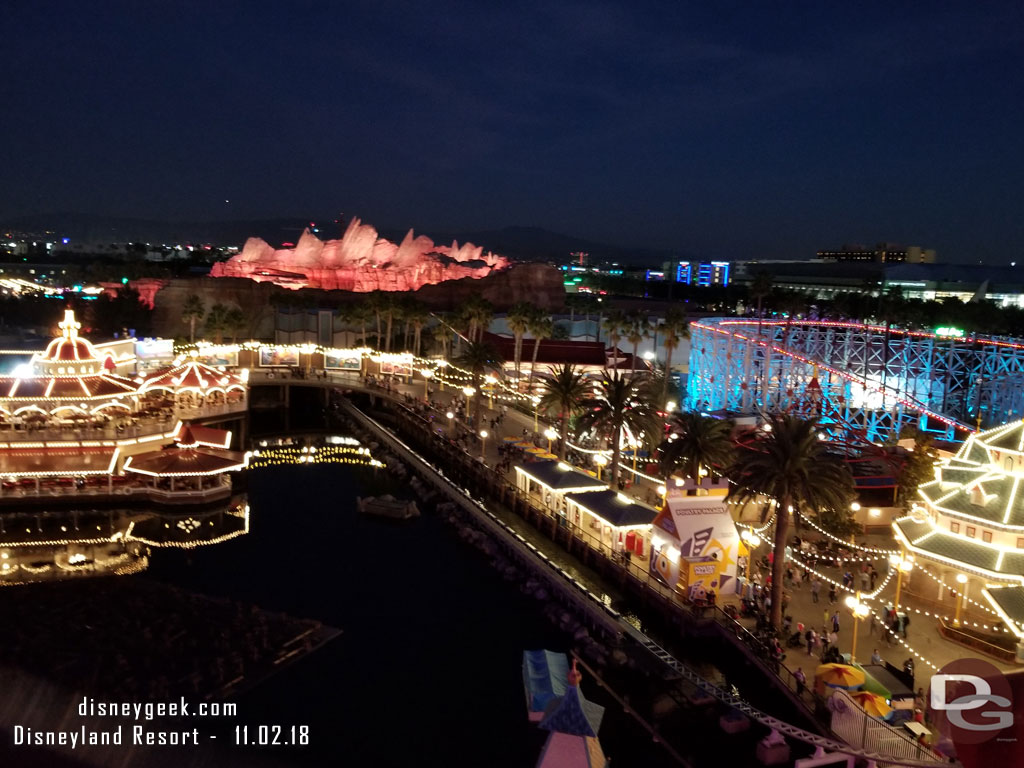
left=34, top=309, right=104, bottom=375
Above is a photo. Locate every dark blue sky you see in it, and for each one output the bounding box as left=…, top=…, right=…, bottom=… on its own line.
left=3, top=1, right=1023, bottom=262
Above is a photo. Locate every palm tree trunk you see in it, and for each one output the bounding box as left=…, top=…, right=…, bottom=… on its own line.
left=661, top=342, right=675, bottom=410
left=631, top=341, right=639, bottom=374
left=514, top=334, right=522, bottom=380
left=529, top=337, right=542, bottom=391
left=385, top=312, right=393, bottom=352
left=189, top=317, right=196, bottom=344
left=769, top=497, right=790, bottom=630
left=609, top=422, right=622, bottom=487
left=375, top=312, right=382, bottom=349
left=472, top=372, right=483, bottom=427
left=559, top=411, right=569, bottom=461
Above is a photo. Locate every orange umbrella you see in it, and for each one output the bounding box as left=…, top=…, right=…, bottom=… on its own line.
left=851, top=691, right=891, bottom=718
left=815, top=664, right=865, bottom=690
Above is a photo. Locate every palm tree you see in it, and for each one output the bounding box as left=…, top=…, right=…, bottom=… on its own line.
left=366, top=291, right=386, bottom=349
left=182, top=294, right=205, bottom=343
left=659, top=412, right=734, bottom=488
left=527, top=313, right=554, bottom=392
left=507, top=303, right=534, bottom=382
left=382, top=294, right=397, bottom=352
left=459, top=296, right=494, bottom=346
left=726, top=414, right=855, bottom=630
left=408, top=304, right=430, bottom=357
left=205, top=303, right=230, bottom=344
left=224, top=305, right=247, bottom=343
left=538, top=364, right=588, bottom=460
left=576, top=372, right=659, bottom=488
left=659, top=309, right=689, bottom=414
left=625, top=311, right=651, bottom=374
left=454, top=341, right=503, bottom=427
left=603, top=310, right=626, bottom=358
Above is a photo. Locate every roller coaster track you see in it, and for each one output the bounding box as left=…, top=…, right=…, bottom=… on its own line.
left=685, top=318, right=1024, bottom=442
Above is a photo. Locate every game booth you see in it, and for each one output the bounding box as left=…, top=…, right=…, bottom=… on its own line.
left=648, top=491, right=741, bottom=598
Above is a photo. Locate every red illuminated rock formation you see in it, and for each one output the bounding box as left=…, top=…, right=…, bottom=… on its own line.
left=210, top=217, right=510, bottom=291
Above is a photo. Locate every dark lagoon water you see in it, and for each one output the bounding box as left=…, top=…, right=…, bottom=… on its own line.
left=143, top=456, right=676, bottom=768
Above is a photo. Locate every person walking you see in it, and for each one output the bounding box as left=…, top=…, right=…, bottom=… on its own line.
left=811, top=578, right=821, bottom=603
left=831, top=611, right=840, bottom=634
left=806, top=628, right=816, bottom=656
left=860, top=570, right=870, bottom=591
left=870, top=649, right=883, bottom=665
left=828, top=583, right=837, bottom=604
left=869, top=567, right=877, bottom=590
left=794, top=667, right=806, bottom=696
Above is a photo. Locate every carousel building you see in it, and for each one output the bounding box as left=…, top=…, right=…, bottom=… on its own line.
left=0, top=310, right=248, bottom=506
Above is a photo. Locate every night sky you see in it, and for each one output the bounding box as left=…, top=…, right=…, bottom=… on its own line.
left=3, top=1, right=1024, bottom=262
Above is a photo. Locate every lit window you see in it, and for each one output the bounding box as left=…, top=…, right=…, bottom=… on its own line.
left=982, top=531, right=992, bottom=543
left=966, top=526, right=976, bottom=538
left=951, top=522, right=960, bottom=533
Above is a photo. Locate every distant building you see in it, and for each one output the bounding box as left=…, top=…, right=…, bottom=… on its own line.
left=817, top=243, right=936, bottom=264
left=660, top=261, right=731, bottom=287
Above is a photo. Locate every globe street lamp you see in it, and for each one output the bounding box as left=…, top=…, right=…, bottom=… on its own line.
left=594, top=453, right=608, bottom=482
left=462, top=386, right=475, bottom=419
left=479, top=429, right=488, bottom=461
left=544, top=428, right=557, bottom=453
left=484, top=374, right=497, bottom=410
left=845, top=593, right=871, bottom=663
left=741, top=529, right=761, bottom=583
left=446, top=410, right=455, bottom=437
left=656, top=484, right=667, bottom=509
left=954, top=573, right=968, bottom=627
left=436, top=360, right=448, bottom=391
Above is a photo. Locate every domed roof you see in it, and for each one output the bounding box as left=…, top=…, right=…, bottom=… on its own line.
left=39, top=310, right=100, bottom=365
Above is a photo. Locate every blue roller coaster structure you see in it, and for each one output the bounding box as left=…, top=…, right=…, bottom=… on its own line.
left=686, top=318, right=1024, bottom=443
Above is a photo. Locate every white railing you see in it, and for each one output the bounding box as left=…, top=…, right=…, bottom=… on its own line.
left=0, top=400, right=247, bottom=445
left=828, top=689, right=941, bottom=763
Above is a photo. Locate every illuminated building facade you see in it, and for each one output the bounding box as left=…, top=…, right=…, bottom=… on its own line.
left=893, top=421, right=1024, bottom=648
left=0, top=310, right=248, bottom=506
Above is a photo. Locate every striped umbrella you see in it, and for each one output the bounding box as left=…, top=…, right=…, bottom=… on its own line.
left=514, top=441, right=535, bottom=448
left=502, top=436, right=520, bottom=443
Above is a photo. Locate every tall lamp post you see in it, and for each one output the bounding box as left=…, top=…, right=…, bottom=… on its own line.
left=419, top=369, right=433, bottom=402
left=656, top=484, right=667, bottom=509
left=954, top=573, right=968, bottom=627
left=741, top=529, right=761, bottom=583
left=462, top=386, right=475, bottom=419
left=889, top=553, right=914, bottom=613
left=845, top=593, right=870, bottom=663
left=532, top=395, right=541, bottom=433
left=436, top=360, right=448, bottom=391
left=484, top=375, right=497, bottom=410
left=479, top=429, right=488, bottom=461
left=594, top=454, right=608, bottom=482
left=446, top=410, right=455, bottom=437
left=544, top=428, right=557, bottom=453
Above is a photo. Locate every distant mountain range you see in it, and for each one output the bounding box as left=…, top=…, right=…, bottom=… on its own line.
left=0, top=213, right=688, bottom=265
